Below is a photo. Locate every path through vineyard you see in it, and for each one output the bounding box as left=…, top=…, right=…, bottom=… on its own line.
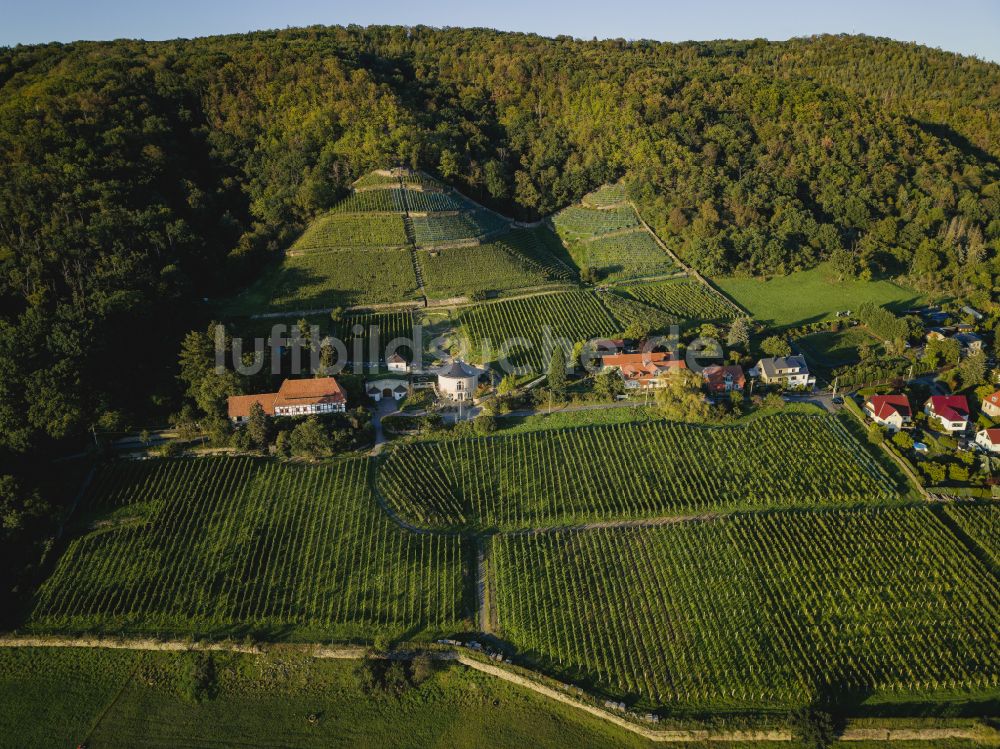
left=0, top=635, right=991, bottom=745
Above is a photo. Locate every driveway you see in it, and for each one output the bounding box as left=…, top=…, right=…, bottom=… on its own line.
left=370, top=398, right=400, bottom=454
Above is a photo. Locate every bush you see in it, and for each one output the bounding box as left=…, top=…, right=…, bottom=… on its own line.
left=789, top=706, right=836, bottom=749
left=891, top=431, right=913, bottom=451
left=178, top=652, right=217, bottom=703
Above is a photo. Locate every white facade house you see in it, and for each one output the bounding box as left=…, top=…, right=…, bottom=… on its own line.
left=864, top=395, right=912, bottom=433
left=752, top=355, right=815, bottom=389
left=982, top=391, right=1000, bottom=420
left=367, top=378, right=409, bottom=402
left=436, top=360, right=482, bottom=401
left=924, top=396, right=970, bottom=434
left=227, top=377, right=347, bottom=423
left=386, top=353, right=410, bottom=374
left=976, top=428, right=1000, bottom=453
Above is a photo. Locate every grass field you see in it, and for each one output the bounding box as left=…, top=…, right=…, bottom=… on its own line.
left=27, top=457, right=468, bottom=640
left=457, top=290, right=620, bottom=373
left=225, top=246, right=420, bottom=314
left=795, top=328, right=884, bottom=370
left=376, top=413, right=906, bottom=531
left=714, top=263, right=923, bottom=328
left=493, top=505, right=1000, bottom=708
left=0, top=647, right=648, bottom=749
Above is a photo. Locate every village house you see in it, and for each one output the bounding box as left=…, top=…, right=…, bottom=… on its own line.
left=952, top=331, right=984, bottom=356
left=386, top=352, right=410, bottom=374
left=864, top=394, right=912, bottom=432
left=227, top=377, right=347, bottom=424
left=366, top=378, right=409, bottom=403
left=436, top=360, right=482, bottom=401
left=751, top=355, right=815, bottom=389
left=975, top=428, right=1000, bottom=454
left=982, top=391, right=1000, bottom=420
left=924, top=395, right=970, bottom=434
left=601, top=351, right=686, bottom=391
left=701, top=364, right=745, bottom=394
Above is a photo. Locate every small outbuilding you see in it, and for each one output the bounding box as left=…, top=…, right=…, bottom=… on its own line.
left=366, top=378, right=409, bottom=403
left=386, top=352, right=410, bottom=374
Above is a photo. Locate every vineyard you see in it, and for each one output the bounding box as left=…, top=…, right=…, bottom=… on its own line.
left=410, top=210, right=509, bottom=246
left=624, top=279, right=738, bottom=320
left=332, top=310, right=417, bottom=364
left=944, top=503, right=1000, bottom=566
left=581, top=182, right=627, bottom=208
left=376, top=414, right=904, bottom=530
left=596, top=291, right=678, bottom=332
left=552, top=204, right=639, bottom=241
left=457, top=290, right=619, bottom=373
left=492, top=506, right=1000, bottom=706
left=293, top=213, right=408, bottom=250
left=402, top=189, right=469, bottom=213
left=28, top=457, right=468, bottom=640
left=566, top=230, right=678, bottom=282
left=329, top=189, right=407, bottom=214
left=258, top=246, right=421, bottom=310
left=418, top=230, right=573, bottom=299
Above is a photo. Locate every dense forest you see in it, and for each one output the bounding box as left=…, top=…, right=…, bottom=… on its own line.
left=0, top=27, right=998, bottom=562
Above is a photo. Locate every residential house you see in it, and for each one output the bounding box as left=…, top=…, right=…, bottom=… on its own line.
left=982, top=391, right=1000, bottom=420
left=228, top=377, right=347, bottom=423
left=952, top=332, right=984, bottom=356
left=975, top=428, right=1000, bottom=454
left=601, top=351, right=686, bottom=391
left=924, top=395, right=970, bottom=433
left=864, top=394, right=912, bottom=432
left=751, top=355, right=815, bottom=389
left=436, top=360, right=482, bottom=401
left=701, top=364, right=745, bottom=394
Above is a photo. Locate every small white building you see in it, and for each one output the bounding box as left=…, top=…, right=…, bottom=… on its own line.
left=751, top=355, right=815, bottom=389
left=975, top=428, right=1000, bottom=454
left=367, top=378, right=409, bottom=403
left=436, top=360, right=482, bottom=401
left=386, top=352, right=410, bottom=374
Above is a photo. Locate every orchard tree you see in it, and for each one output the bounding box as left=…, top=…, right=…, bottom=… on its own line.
left=654, top=369, right=709, bottom=423
left=761, top=336, right=792, bottom=358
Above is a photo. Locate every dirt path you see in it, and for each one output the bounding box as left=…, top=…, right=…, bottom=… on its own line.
left=0, top=635, right=991, bottom=745
left=476, top=538, right=493, bottom=634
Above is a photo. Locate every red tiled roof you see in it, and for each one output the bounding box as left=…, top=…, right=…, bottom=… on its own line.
left=273, top=377, right=346, bottom=409
left=984, top=391, right=1000, bottom=409
left=866, top=394, right=911, bottom=421
left=927, top=395, right=969, bottom=423
left=981, top=428, right=1000, bottom=445
left=227, top=393, right=276, bottom=419
left=701, top=365, right=745, bottom=392
left=602, top=351, right=686, bottom=384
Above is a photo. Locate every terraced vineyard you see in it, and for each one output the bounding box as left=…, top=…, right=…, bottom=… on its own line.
left=624, top=279, right=738, bottom=320
left=247, top=246, right=420, bottom=310
left=493, top=506, right=1000, bottom=706
left=568, top=230, right=678, bottom=281
left=418, top=229, right=574, bottom=299
left=581, top=182, right=627, bottom=208
left=293, top=213, right=408, bottom=250
left=376, top=414, right=903, bottom=530
left=457, top=290, right=619, bottom=373
left=28, top=457, right=467, bottom=640
left=552, top=204, right=639, bottom=240
left=329, top=188, right=407, bottom=213
left=411, top=210, right=509, bottom=246
left=597, top=290, right=678, bottom=332
left=403, top=189, right=469, bottom=213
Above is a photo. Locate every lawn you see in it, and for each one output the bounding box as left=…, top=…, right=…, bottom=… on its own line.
left=715, top=263, right=923, bottom=328
left=0, top=647, right=649, bottom=749
left=795, top=327, right=883, bottom=370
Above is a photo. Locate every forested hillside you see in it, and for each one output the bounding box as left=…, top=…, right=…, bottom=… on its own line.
left=0, top=26, right=998, bottom=460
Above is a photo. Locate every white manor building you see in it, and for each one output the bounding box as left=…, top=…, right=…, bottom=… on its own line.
left=751, top=355, right=815, bottom=389
left=436, top=360, right=482, bottom=401
left=227, top=377, right=347, bottom=424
